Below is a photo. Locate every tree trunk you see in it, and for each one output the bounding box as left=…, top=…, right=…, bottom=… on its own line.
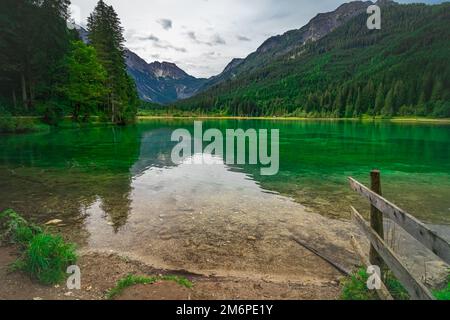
left=12, top=89, right=17, bottom=109
left=29, top=81, right=35, bottom=108
left=21, top=72, right=28, bottom=109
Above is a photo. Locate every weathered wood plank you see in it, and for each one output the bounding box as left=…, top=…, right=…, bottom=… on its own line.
left=350, top=235, right=394, bottom=300
left=349, top=177, right=450, bottom=265
left=351, top=206, right=435, bottom=300
left=369, top=170, right=385, bottom=268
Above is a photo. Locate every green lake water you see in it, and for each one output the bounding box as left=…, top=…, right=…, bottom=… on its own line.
left=0, top=120, right=450, bottom=279
left=0, top=119, right=449, bottom=226
left=1, top=119, right=449, bottom=275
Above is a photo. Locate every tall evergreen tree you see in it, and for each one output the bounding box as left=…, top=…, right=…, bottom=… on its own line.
left=87, top=0, right=137, bottom=124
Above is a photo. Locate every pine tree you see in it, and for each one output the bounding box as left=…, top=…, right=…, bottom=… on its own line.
left=383, top=88, right=395, bottom=116
left=87, top=0, right=137, bottom=124
left=374, top=84, right=384, bottom=115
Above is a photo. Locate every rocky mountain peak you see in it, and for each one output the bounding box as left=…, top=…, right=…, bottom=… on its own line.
left=147, top=61, right=189, bottom=80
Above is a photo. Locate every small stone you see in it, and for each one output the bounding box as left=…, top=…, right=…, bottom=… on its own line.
left=247, top=236, right=257, bottom=241
left=64, top=292, right=73, bottom=297
left=45, top=219, right=63, bottom=226
left=33, top=297, right=43, bottom=300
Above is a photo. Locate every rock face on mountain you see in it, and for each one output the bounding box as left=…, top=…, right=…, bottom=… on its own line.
left=199, top=1, right=372, bottom=91
left=125, top=50, right=207, bottom=104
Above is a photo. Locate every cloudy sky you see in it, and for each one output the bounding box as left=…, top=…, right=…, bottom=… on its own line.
left=70, top=0, right=443, bottom=78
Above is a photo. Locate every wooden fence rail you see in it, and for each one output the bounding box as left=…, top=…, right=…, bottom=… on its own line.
left=351, top=206, right=435, bottom=300
left=348, top=171, right=450, bottom=300
left=349, top=177, right=450, bottom=265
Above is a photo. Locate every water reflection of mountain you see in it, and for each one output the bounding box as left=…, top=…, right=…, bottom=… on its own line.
left=131, top=128, right=178, bottom=176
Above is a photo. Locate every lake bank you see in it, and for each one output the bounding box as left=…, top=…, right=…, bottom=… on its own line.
left=136, top=115, right=450, bottom=124
left=0, top=246, right=341, bottom=300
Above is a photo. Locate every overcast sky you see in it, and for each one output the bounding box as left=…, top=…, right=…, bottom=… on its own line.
left=70, top=0, right=443, bottom=78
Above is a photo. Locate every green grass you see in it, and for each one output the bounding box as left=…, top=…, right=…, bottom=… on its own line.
left=0, top=209, right=42, bottom=246
left=17, top=233, right=77, bottom=285
left=433, top=275, right=450, bottom=300
left=341, top=267, right=409, bottom=300
left=106, top=274, right=193, bottom=300
left=341, top=268, right=378, bottom=300
left=0, top=209, right=77, bottom=285
left=342, top=267, right=450, bottom=300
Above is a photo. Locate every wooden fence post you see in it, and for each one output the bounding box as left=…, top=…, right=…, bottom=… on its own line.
left=370, top=170, right=385, bottom=269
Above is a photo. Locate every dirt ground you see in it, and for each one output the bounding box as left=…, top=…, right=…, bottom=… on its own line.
left=0, top=246, right=342, bottom=300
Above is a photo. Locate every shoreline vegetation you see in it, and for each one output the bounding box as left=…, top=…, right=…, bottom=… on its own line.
left=1, top=114, right=449, bottom=135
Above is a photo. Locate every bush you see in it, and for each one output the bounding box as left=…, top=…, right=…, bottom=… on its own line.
left=432, top=101, right=450, bottom=118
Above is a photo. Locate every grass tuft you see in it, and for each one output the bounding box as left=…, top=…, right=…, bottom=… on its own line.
left=19, top=233, right=77, bottom=285
left=341, top=268, right=378, bottom=300
left=433, top=275, right=450, bottom=301
left=106, top=274, right=193, bottom=300
left=341, top=267, right=409, bottom=300
left=0, top=209, right=77, bottom=285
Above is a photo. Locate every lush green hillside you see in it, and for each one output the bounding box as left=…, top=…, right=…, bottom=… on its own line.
left=174, top=3, right=450, bottom=118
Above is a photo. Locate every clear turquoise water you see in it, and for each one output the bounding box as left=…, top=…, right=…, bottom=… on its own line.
left=0, top=119, right=449, bottom=226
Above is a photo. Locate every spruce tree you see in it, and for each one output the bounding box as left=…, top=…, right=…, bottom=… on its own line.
left=87, top=0, right=137, bottom=124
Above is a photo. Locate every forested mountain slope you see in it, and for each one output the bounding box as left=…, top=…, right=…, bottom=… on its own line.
left=175, top=2, right=450, bottom=118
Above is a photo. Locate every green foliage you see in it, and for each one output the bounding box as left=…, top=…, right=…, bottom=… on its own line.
left=106, top=274, right=193, bottom=300
left=0, top=0, right=137, bottom=126
left=175, top=3, right=450, bottom=119
left=341, top=268, right=378, bottom=300
left=0, top=209, right=77, bottom=285
left=87, top=0, right=138, bottom=125
left=19, top=233, right=77, bottom=285
left=341, top=268, right=410, bottom=300
left=59, top=41, right=108, bottom=122
left=384, top=271, right=409, bottom=300
left=433, top=275, right=450, bottom=301
left=0, top=209, right=42, bottom=246
left=0, top=108, right=45, bottom=133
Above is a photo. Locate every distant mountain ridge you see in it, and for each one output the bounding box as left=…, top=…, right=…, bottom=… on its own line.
left=77, top=0, right=398, bottom=104
left=198, top=0, right=373, bottom=91
left=75, top=25, right=206, bottom=104
left=125, top=50, right=207, bottom=104
left=175, top=1, right=450, bottom=118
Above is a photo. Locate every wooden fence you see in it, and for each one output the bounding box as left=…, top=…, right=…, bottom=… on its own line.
left=348, top=170, right=450, bottom=300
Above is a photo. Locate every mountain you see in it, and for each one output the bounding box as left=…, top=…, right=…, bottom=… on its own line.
left=125, top=50, right=207, bottom=104
left=75, top=25, right=206, bottom=104
left=198, top=0, right=373, bottom=91
left=175, top=1, right=450, bottom=118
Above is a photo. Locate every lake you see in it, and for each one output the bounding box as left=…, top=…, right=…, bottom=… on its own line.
left=0, top=119, right=449, bottom=277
